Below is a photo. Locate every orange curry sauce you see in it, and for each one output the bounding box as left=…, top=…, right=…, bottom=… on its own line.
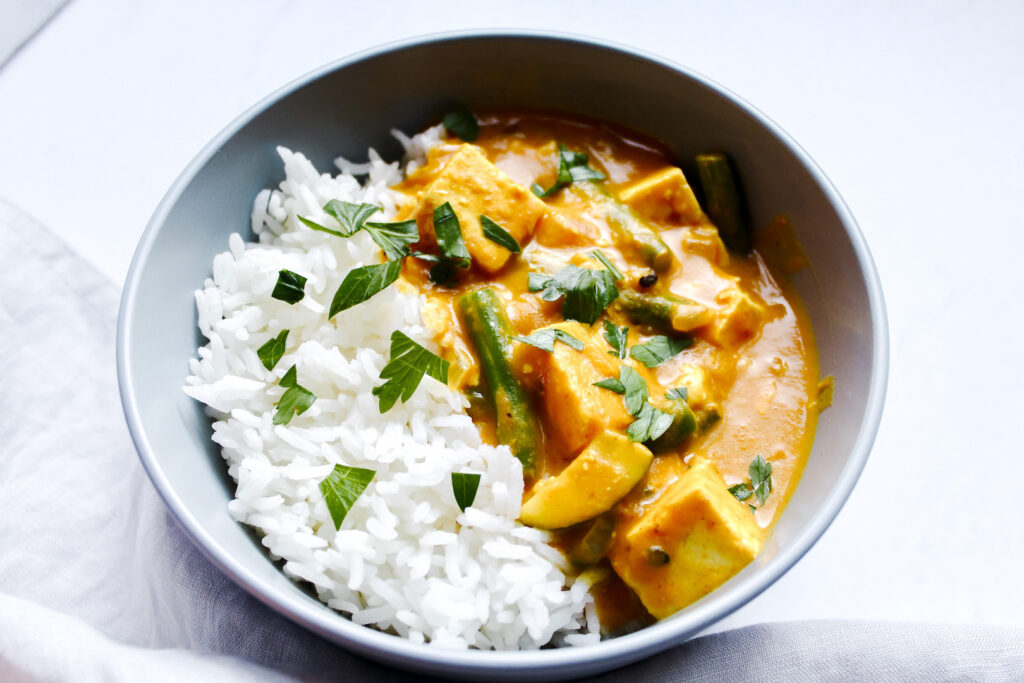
left=390, top=111, right=820, bottom=632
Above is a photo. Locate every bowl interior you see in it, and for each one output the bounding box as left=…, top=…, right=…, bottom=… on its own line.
left=118, top=33, right=886, bottom=680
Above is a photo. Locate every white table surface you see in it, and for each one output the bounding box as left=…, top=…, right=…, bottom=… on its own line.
left=2, top=0, right=1022, bottom=639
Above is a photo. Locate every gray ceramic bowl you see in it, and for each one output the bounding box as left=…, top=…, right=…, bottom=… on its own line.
left=117, top=31, right=887, bottom=681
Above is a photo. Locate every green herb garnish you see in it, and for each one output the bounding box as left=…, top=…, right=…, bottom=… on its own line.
left=273, top=365, right=316, bottom=425
left=299, top=200, right=377, bottom=237
left=300, top=201, right=417, bottom=261
left=629, top=335, right=692, bottom=367
left=728, top=455, right=774, bottom=507
left=531, top=144, right=607, bottom=198
left=593, top=378, right=625, bottom=393
left=451, top=472, right=482, bottom=512
left=590, top=249, right=623, bottom=280
left=362, top=219, right=419, bottom=261
left=323, top=200, right=380, bottom=236
left=666, top=387, right=689, bottom=401
left=618, top=366, right=649, bottom=417
left=257, top=329, right=288, bottom=371
left=372, top=331, right=450, bottom=413
left=728, top=483, right=753, bottom=502
left=603, top=320, right=629, bottom=359
left=433, top=202, right=471, bottom=261
left=480, top=215, right=521, bottom=253
left=329, top=259, right=402, bottom=318
left=626, top=403, right=673, bottom=443
left=750, top=455, right=773, bottom=505
left=319, top=464, right=376, bottom=530
left=443, top=105, right=479, bottom=142
left=528, top=272, right=550, bottom=292
left=512, top=328, right=584, bottom=353
left=595, top=366, right=647, bottom=415
left=531, top=264, right=619, bottom=325
left=271, top=269, right=307, bottom=304
left=594, top=365, right=670, bottom=442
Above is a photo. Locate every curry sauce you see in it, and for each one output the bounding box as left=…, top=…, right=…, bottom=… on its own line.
left=391, top=111, right=820, bottom=632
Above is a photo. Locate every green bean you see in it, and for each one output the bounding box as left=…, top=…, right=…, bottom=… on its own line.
left=646, top=399, right=698, bottom=453
left=458, top=288, right=542, bottom=480
left=612, top=290, right=709, bottom=335
left=569, top=513, right=617, bottom=566
left=577, top=184, right=674, bottom=272
left=695, top=152, right=752, bottom=254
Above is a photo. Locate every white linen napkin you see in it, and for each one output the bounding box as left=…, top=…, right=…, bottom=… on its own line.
left=0, top=196, right=1020, bottom=681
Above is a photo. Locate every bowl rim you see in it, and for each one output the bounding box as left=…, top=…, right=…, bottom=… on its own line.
left=116, top=28, right=889, bottom=677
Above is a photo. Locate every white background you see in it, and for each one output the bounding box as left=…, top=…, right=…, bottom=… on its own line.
left=1, top=0, right=1022, bottom=635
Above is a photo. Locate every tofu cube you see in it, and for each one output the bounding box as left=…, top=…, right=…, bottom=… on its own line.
left=414, top=144, right=546, bottom=273
left=707, top=285, right=768, bottom=348
left=536, top=321, right=633, bottom=457
left=619, top=167, right=706, bottom=225
left=609, top=457, right=763, bottom=618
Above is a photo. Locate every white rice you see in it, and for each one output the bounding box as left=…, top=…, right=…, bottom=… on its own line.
left=184, top=126, right=599, bottom=649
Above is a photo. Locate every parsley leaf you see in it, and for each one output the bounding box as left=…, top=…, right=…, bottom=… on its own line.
left=433, top=202, right=471, bottom=261
left=593, top=378, right=625, bottom=393
left=451, top=472, right=482, bottom=512
left=728, top=483, right=753, bottom=502
left=562, top=270, right=618, bottom=325
left=480, top=215, right=521, bottom=253
left=363, top=219, right=419, bottom=261
left=409, top=251, right=469, bottom=287
left=299, top=201, right=417, bottom=261
left=372, top=331, right=450, bottom=413
left=319, top=464, right=376, bottom=530
left=618, top=365, right=649, bottom=417
left=273, top=365, right=316, bottom=425
left=603, top=320, right=629, bottom=359
left=590, top=249, right=624, bottom=280
left=298, top=215, right=341, bottom=236
left=666, top=387, right=689, bottom=401
left=750, top=455, right=773, bottom=505
left=443, top=105, right=479, bottom=142
left=512, top=328, right=584, bottom=353
left=532, top=265, right=619, bottom=325
left=298, top=201, right=378, bottom=237
left=532, top=144, right=607, bottom=198
left=323, top=200, right=380, bottom=236
left=271, top=269, right=307, bottom=304
left=527, top=272, right=549, bottom=292
left=257, top=329, right=288, bottom=371
left=594, top=366, right=650, bottom=417
left=329, top=259, right=402, bottom=318
left=630, top=335, right=692, bottom=367
left=626, top=403, right=673, bottom=443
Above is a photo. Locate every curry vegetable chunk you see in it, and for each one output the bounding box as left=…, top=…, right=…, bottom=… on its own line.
left=519, top=430, right=653, bottom=529
left=394, top=110, right=820, bottom=631
left=619, top=166, right=706, bottom=226
left=413, top=143, right=546, bottom=273
left=609, top=457, right=763, bottom=619
left=529, top=321, right=633, bottom=456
